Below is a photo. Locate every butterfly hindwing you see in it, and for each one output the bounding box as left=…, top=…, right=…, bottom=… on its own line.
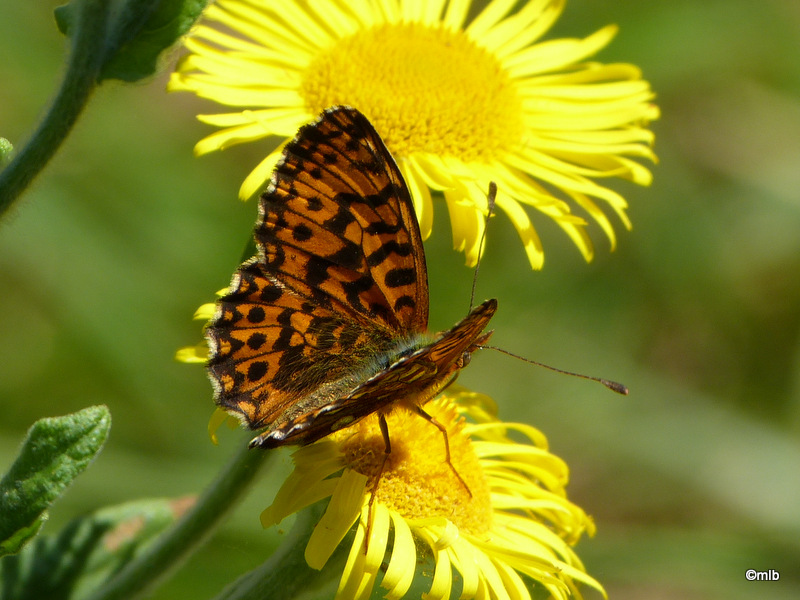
left=208, top=259, right=376, bottom=427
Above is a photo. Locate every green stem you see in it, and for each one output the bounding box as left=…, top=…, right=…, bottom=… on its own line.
left=214, top=504, right=348, bottom=600
left=85, top=440, right=273, bottom=600
left=0, top=0, right=107, bottom=218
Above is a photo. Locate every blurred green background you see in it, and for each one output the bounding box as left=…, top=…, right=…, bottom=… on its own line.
left=2, top=1, right=799, bottom=598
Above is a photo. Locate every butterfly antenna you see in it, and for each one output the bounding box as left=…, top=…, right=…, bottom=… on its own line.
left=469, top=182, right=498, bottom=311
left=481, top=345, right=629, bottom=395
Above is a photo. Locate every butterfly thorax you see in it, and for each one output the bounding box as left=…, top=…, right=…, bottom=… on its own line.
left=274, top=331, right=430, bottom=416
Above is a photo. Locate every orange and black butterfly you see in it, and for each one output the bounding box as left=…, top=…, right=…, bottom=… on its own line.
left=206, top=106, right=496, bottom=450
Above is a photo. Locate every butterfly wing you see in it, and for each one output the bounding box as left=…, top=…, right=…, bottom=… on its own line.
left=207, top=107, right=429, bottom=434
left=256, top=299, right=497, bottom=447
left=257, top=106, right=428, bottom=332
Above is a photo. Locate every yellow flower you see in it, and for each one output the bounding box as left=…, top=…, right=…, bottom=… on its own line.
left=174, top=298, right=220, bottom=363
left=169, top=0, right=658, bottom=269
left=252, top=389, right=605, bottom=600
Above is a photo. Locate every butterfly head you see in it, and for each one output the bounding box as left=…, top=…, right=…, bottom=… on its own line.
left=460, top=330, right=494, bottom=368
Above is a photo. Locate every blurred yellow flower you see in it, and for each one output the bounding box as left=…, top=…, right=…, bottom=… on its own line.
left=256, top=390, right=604, bottom=600
left=170, top=0, right=657, bottom=269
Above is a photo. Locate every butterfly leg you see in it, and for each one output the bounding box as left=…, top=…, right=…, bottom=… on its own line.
left=362, top=413, right=392, bottom=554
left=412, top=404, right=472, bottom=498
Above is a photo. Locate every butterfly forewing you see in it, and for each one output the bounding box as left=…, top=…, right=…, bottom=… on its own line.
left=206, top=106, right=495, bottom=447
left=257, top=108, right=428, bottom=332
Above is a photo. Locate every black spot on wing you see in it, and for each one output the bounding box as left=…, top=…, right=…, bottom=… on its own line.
left=293, top=223, right=313, bottom=242
left=247, top=332, right=267, bottom=350
left=384, top=268, right=415, bottom=288
left=394, top=296, right=416, bottom=313
left=247, top=307, right=266, bottom=323
left=366, top=240, right=414, bottom=267
left=305, top=255, right=330, bottom=287
left=329, top=241, right=363, bottom=271
left=305, top=196, right=323, bottom=212
left=247, top=361, right=268, bottom=382
left=324, top=204, right=358, bottom=236
left=260, top=285, right=282, bottom=303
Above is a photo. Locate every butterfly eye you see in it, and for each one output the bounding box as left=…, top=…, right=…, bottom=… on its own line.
left=459, top=350, right=472, bottom=368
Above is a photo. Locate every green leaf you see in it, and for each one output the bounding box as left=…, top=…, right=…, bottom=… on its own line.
left=0, top=138, right=13, bottom=166
left=53, top=3, right=76, bottom=37
left=0, top=521, right=45, bottom=558
left=100, top=0, right=209, bottom=82
left=55, top=0, right=207, bottom=82
left=0, top=497, right=195, bottom=600
left=0, top=406, right=111, bottom=558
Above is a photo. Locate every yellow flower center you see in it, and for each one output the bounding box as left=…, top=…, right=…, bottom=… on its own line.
left=337, top=400, right=492, bottom=536
left=301, top=22, right=523, bottom=163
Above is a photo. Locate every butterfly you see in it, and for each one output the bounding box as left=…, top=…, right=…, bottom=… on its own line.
left=206, top=106, right=496, bottom=455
